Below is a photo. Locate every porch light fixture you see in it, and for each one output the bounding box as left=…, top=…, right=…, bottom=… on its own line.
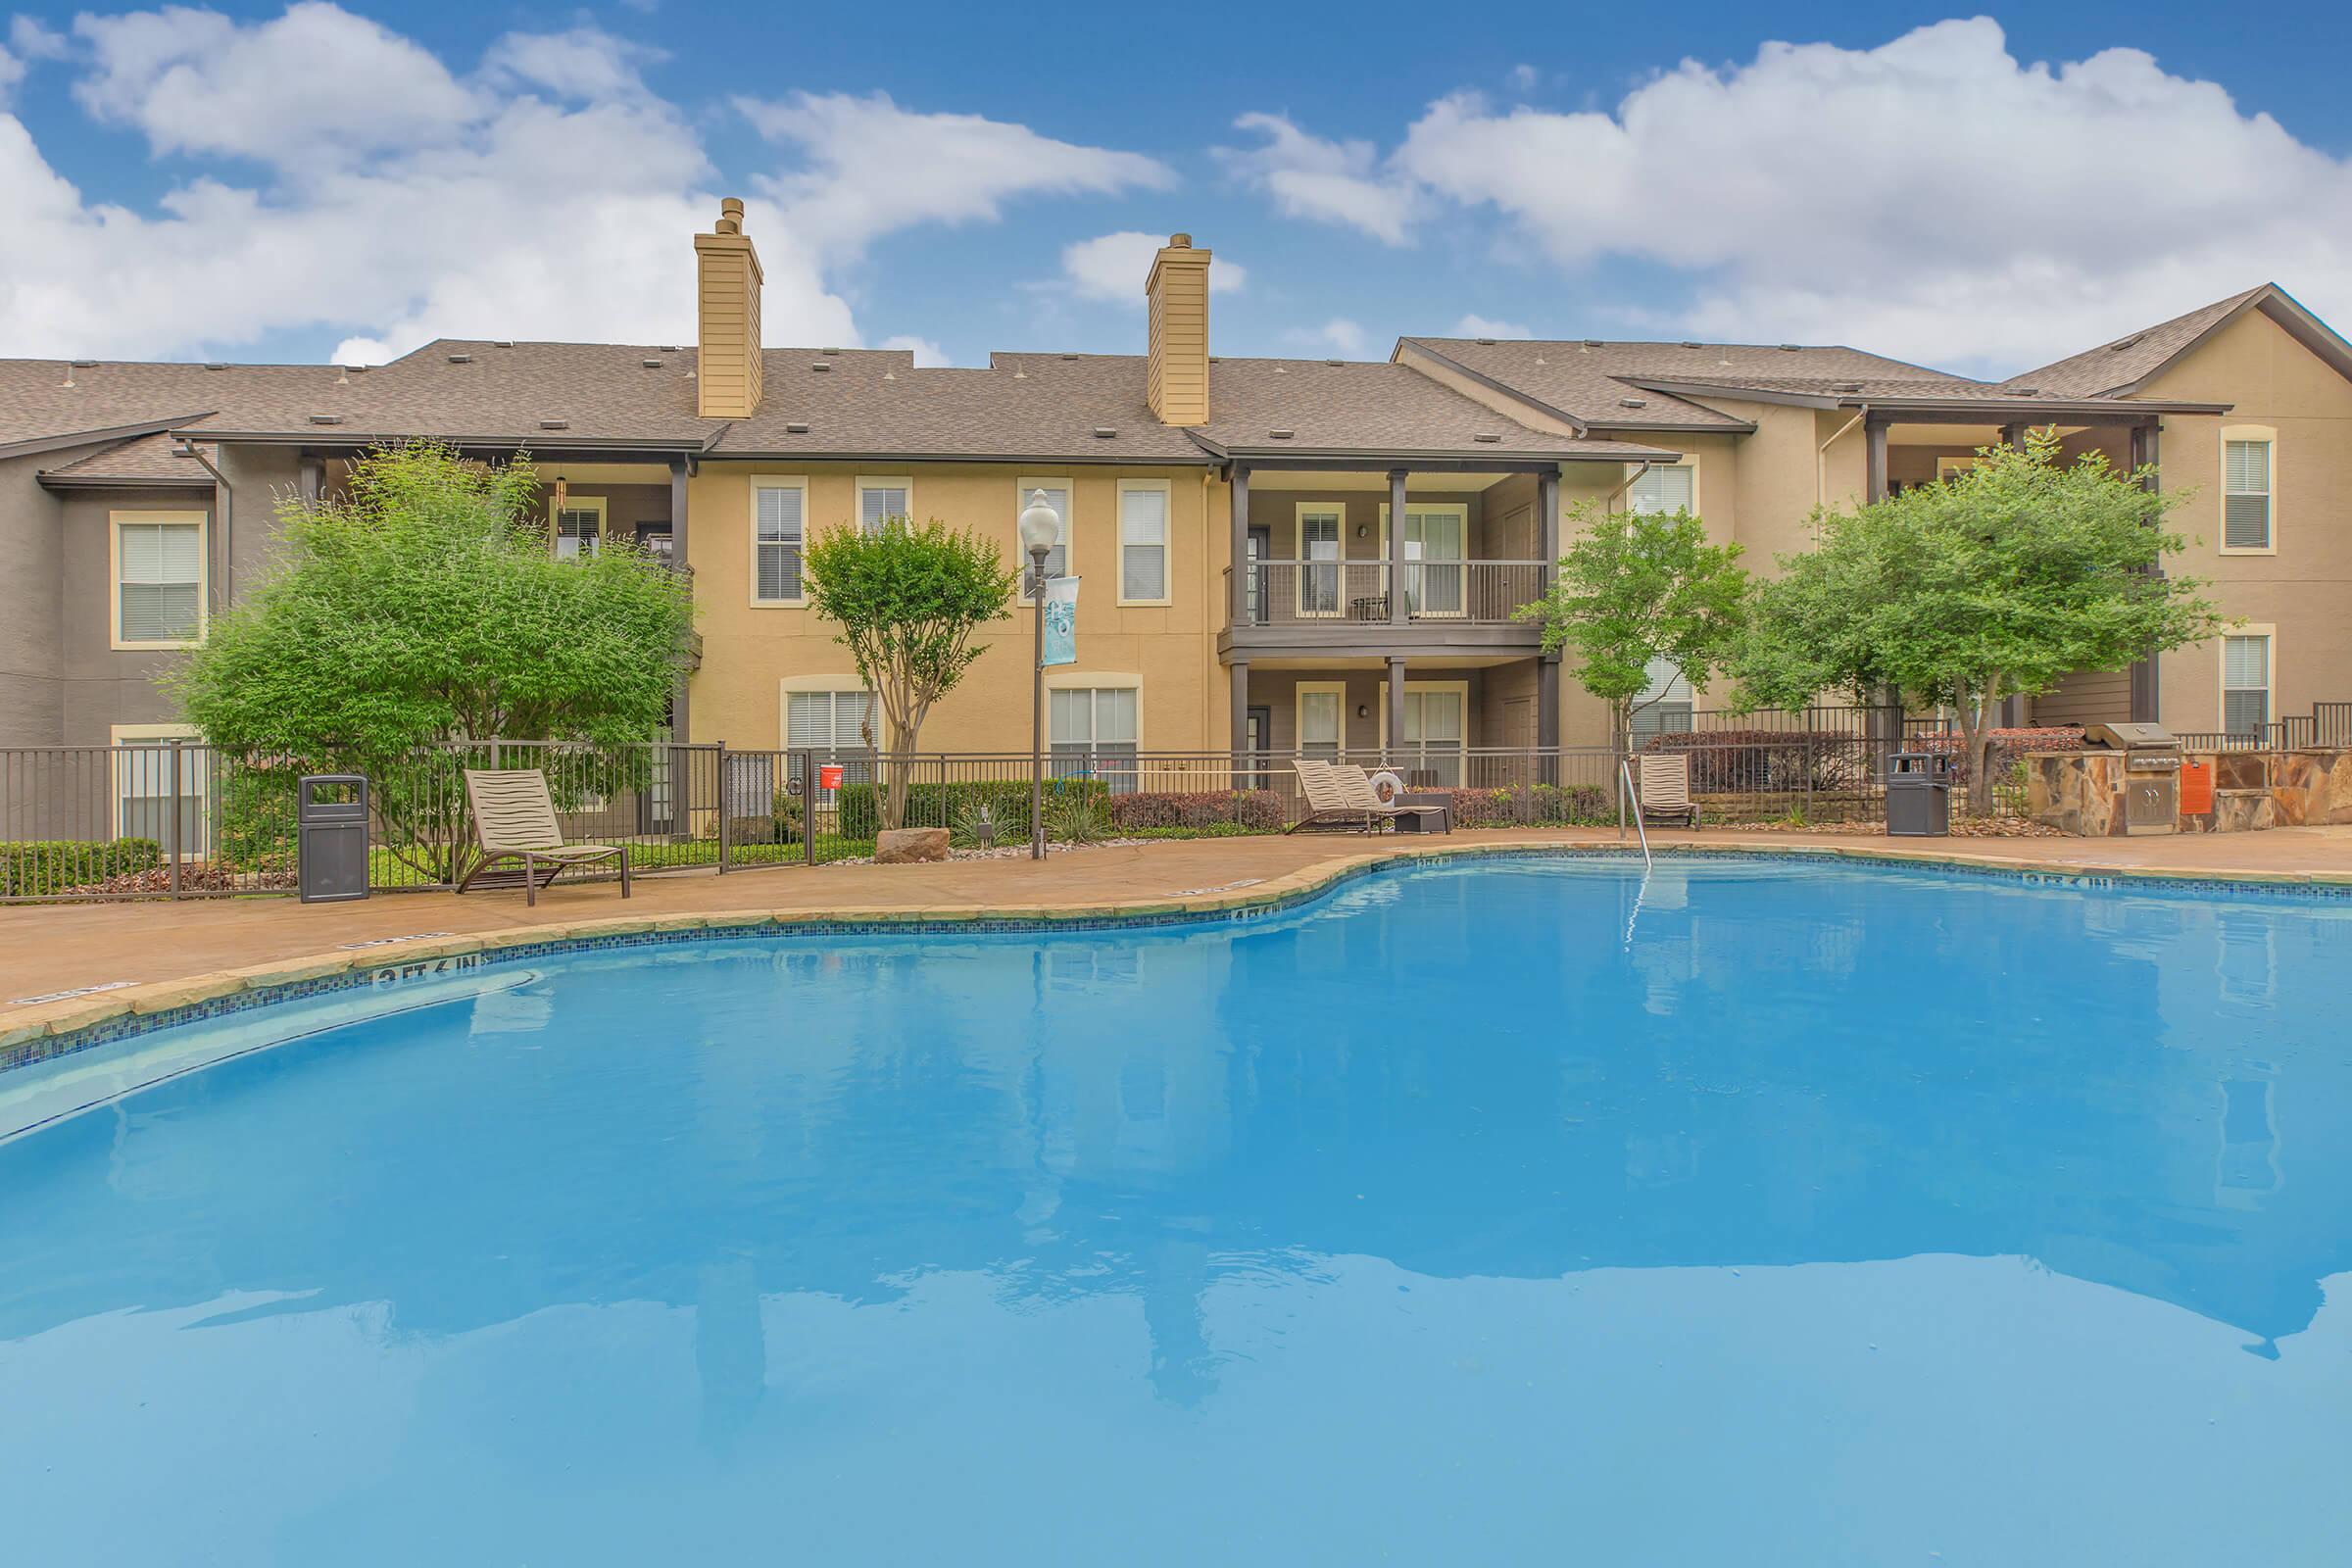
left=1018, top=488, right=1061, bottom=861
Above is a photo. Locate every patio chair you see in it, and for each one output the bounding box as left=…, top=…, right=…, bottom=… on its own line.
left=1336, top=763, right=1449, bottom=834
left=1635, top=753, right=1700, bottom=829
left=1286, top=759, right=1389, bottom=834
left=460, top=768, right=631, bottom=906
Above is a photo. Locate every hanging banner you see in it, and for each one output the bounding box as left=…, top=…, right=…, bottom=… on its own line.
left=1041, top=574, right=1081, bottom=667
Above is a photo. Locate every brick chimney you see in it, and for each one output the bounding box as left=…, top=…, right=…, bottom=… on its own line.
left=695, top=197, right=763, bottom=418
left=1146, top=232, right=1211, bottom=426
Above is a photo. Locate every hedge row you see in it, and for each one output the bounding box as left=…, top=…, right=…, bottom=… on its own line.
left=834, top=776, right=1108, bottom=841
left=1, top=838, right=164, bottom=897
left=1107, top=790, right=1287, bottom=832
left=1432, top=783, right=1615, bottom=828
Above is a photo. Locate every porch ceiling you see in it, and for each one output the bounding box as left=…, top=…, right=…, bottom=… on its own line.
left=1244, top=467, right=1508, bottom=492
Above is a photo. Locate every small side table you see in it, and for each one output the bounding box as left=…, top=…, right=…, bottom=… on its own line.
left=1392, top=792, right=1453, bottom=834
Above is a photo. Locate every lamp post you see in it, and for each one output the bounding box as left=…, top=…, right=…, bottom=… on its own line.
left=1017, top=490, right=1060, bottom=860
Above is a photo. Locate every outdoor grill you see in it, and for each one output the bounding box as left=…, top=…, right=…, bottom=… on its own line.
left=2082, top=722, right=2181, bottom=835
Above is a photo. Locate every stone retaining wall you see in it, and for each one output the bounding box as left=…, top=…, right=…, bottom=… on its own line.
left=2027, top=748, right=2352, bottom=835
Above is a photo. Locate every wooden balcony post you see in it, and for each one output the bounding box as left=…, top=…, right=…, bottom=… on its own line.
left=1230, top=464, right=1250, bottom=626
left=1388, top=468, right=1408, bottom=624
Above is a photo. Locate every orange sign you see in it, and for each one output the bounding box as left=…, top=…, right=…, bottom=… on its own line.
left=817, top=763, right=844, bottom=791
left=2179, top=760, right=2213, bottom=816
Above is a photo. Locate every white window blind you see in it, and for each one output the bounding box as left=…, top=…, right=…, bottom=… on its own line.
left=119, top=742, right=206, bottom=852
left=1019, top=484, right=1069, bottom=589
left=118, top=521, right=203, bottom=643
left=2224, top=439, right=2272, bottom=549
left=1298, top=688, right=1342, bottom=758
left=1120, top=486, right=1168, bottom=601
left=1299, top=510, right=1341, bottom=614
left=553, top=507, right=601, bottom=559
left=755, top=485, right=804, bottom=602
left=1628, top=466, right=1695, bottom=515
left=858, top=484, right=909, bottom=534
left=1630, top=657, right=1694, bottom=740
left=786, top=689, right=874, bottom=751
left=2223, top=635, right=2270, bottom=736
left=1051, top=686, right=1140, bottom=790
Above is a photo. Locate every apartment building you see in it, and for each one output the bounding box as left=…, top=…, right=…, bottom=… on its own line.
left=3, top=199, right=2348, bottom=786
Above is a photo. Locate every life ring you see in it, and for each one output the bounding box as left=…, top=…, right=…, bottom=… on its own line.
left=1367, top=770, right=1407, bottom=806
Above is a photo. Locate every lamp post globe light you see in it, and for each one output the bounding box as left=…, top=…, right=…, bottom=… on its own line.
left=1017, top=490, right=1060, bottom=860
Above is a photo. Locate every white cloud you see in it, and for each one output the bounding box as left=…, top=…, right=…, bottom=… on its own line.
left=1215, top=112, right=1419, bottom=246
left=880, top=333, right=949, bottom=367
left=1242, top=20, right=2352, bottom=371
left=0, top=5, right=1173, bottom=365
left=1507, top=63, right=1538, bottom=92
left=1059, top=229, right=1247, bottom=305
left=0, top=44, right=23, bottom=103
left=738, top=91, right=1175, bottom=265
left=1285, top=318, right=1370, bottom=359
left=9, top=16, right=69, bottom=59
left=1452, top=314, right=1529, bottom=339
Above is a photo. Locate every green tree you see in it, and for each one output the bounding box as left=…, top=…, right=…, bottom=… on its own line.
left=172, top=441, right=695, bottom=881
left=802, top=515, right=1016, bottom=830
left=1516, top=500, right=1750, bottom=738
left=1733, top=432, right=2226, bottom=812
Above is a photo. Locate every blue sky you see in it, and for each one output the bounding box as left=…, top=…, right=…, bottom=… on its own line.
left=3, top=1, right=2349, bottom=377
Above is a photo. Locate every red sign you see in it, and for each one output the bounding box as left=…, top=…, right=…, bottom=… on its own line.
left=2179, top=760, right=2213, bottom=816
left=817, top=763, right=845, bottom=791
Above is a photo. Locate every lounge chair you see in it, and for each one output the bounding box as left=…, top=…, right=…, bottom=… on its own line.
left=460, top=768, right=631, bottom=905
left=1635, top=753, right=1700, bottom=829
left=1337, top=763, right=1450, bottom=833
left=1287, top=759, right=1388, bottom=834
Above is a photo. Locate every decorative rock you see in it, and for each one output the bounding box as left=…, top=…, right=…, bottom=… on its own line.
left=875, top=827, right=952, bottom=864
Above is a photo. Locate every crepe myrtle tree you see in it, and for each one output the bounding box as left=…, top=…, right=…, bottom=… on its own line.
left=1516, top=499, right=1751, bottom=740
left=802, top=514, right=1017, bottom=831
left=172, top=441, right=695, bottom=882
left=1732, top=431, right=2226, bottom=814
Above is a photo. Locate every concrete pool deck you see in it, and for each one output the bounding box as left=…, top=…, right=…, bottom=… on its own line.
left=7, top=825, right=2352, bottom=1045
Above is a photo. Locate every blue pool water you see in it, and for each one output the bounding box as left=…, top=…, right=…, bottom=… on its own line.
left=3, top=857, right=2350, bottom=1564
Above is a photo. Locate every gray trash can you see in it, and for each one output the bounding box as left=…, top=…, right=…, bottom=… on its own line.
left=298, top=774, right=370, bottom=903
left=1885, top=751, right=1953, bottom=836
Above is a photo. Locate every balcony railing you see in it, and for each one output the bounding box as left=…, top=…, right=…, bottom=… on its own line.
left=1223, top=560, right=1547, bottom=628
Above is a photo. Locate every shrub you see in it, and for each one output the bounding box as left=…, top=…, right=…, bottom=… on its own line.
left=1106, top=790, right=1286, bottom=832
left=2, top=838, right=163, bottom=897
left=835, top=775, right=1105, bottom=842
left=1640, top=729, right=1873, bottom=794
left=1046, top=789, right=1112, bottom=845
left=1432, top=783, right=1615, bottom=828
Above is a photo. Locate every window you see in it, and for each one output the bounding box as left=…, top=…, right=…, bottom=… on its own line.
left=112, top=513, right=206, bottom=649
left=1298, top=506, right=1343, bottom=615
left=1051, top=684, right=1140, bottom=791
left=1630, top=657, right=1693, bottom=741
left=1380, top=681, right=1469, bottom=786
left=1118, top=481, right=1170, bottom=603
left=2223, top=632, right=2272, bottom=737
left=551, top=495, right=605, bottom=559
left=1627, top=464, right=1696, bottom=515
left=751, top=478, right=806, bottom=604
left=784, top=684, right=876, bottom=803
left=2223, top=428, right=2274, bottom=552
left=111, top=725, right=207, bottom=857
left=858, top=477, right=912, bottom=535
left=1296, top=681, right=1347, bottom=760
left=1015, top=479, right=1071, bottom=598
left=1380, top=503, right=1468, bottom=617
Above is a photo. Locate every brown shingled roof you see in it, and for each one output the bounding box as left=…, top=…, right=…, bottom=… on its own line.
left=1400, top=337, right=1961, bottom=430
left=37, top=431, right=212, bottom=486
left=2001, top=285, right=2278, bottom=398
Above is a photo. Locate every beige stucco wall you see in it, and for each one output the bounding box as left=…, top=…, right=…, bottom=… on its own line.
left=684, top=462, right=1223, bottom=752
left=2137, top=309, right=2352, bottom=733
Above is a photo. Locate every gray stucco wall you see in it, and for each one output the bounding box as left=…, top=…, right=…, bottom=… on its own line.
left=56, top=484, right=219, bottom=744
left=0, top=448, right=68, bottom=745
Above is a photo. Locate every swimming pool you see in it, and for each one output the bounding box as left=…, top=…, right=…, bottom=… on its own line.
left=3, top=855, right=2348, bottom=1563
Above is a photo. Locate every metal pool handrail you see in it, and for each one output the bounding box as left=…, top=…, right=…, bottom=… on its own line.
left=1620, top=758, right=1653, bottom=870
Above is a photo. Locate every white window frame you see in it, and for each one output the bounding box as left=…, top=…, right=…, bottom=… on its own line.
left=2219, top=424, right=2277, bottom=556
left=748, top=474, right=808, bottom=607
left=1936, top=456, right=1978, bottom=480
left=1377, top=678, right=1472, bottom=781
left=1295, top=679, right=1348, bottom=758
left=1296, top=502, right=1346, bottom=617
left=2220, top=626, right=2275, bottom=737
left=549, top=494, right=607, bottom=560
left=109, top=722, right=209, bottom=858
left=1045, top=671, right=1143, bottom=791
left=1624, top=460, right=1699, bottom=516
left=1014, top=476, right=1073, bottom=603
left=1116, top=478, right=1173, bottom=607
left=1377, top=500, right=1471, bottom=619
left=857, top=475, right=914, bottom=536
left=110, top=510, right=208, bottom=651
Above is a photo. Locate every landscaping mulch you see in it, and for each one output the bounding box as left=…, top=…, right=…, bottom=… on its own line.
left=1715, top=814, right=2063, bottom=839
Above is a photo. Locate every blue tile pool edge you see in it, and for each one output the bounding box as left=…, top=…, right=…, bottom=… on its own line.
left=8, top=840, right=2350, bottom=1078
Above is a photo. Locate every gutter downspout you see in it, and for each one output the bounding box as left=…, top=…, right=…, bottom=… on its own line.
left=1611, top=461, right=1653, bottom=511
left=1816, top=407, right=1867, bottom=543
left=176, top=439, right=233, bottom=608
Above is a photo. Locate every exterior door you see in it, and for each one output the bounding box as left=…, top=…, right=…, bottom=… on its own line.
left=1246, top=706, right=1271, bottom=788
left=1247, top=525, right=1271, bottom=625
left=1298, top=510, right=1343, bottom=616
left=1402, top=507, right=1466, bottom=616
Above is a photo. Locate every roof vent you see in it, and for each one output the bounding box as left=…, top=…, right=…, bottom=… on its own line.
left=447, top=353, right=472, bottom=364
left=70, top=358, right=98, bottom=368
left=2110, top=333, right=2145, bottom=352
left=1833, top=381, right=1863, bottom=394
left=493, top=340, right=514, bottom=349
left=882, top=370, right=896, bottom=381
left=1777, top=343, right=1801, bottom=352
left=810, top=362, right=832, bottom=372
left=205, top=362, right=227, bottom=370
left=785, top=420, right=810, bottom=434
left=347, top=365, right=369, bottom=374
left=1268, top=427, right=1295, bottom=440
left=1012, top=369, right=1027, bottom=380
left=820, top=347, right=843, bottom=356
left=642, top=358, right=662, bottom=368
left=1617, top=397, right=1647, bottom=409
left=308, top=414, right=344, bottom=425
left=1532, top=355, right=1546, bottom=366
left=1582, top=338, right=1602, bottom=349
left=539, top=418, right=568, bottom=430
left=2013, top=386, right=2039, bottom=397
left=1476, top=337, right=1496, bottom=345
left=661, top=345, right=683, bottom=353
left=1060, top=353, right=1080, bottom=362
left=1093, top=425, right=1117, bottom=439
left=1473, top=432, right=1502, bottom=443
left=1324, top=359, right=1345, bottom=367
left=1680, top=340, right=1701, bottom=348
